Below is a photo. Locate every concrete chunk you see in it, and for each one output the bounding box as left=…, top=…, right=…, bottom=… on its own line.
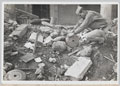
left=9, top=24, right=28, bottom=38
left=20, top=53, right=34, bottom=63
left=39, top=26, right=53, bottom=33
left=34, top=57, right=42, bottom=63
left=43, top=36, right=53, bottom=45
left=28, top=32, right=43, bottom=43
left=24, top=42, right=35, bottom=50
left=65, top=57, right=92, bottom=80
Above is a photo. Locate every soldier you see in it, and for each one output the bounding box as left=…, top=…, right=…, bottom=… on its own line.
left=68, top=6, right=108, bottom=37
left=68, top=6, right=109, bottom=44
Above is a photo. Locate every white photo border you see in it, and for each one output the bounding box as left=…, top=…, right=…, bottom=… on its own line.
left=1, top=1, right=119, bottom=85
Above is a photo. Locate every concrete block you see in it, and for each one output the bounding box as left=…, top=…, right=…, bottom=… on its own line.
left=43, top=36, right=53, bottom=45
left=28, top=32, right=43, bottom=43
left=65, top=57, right=92, bottom=80
left=20, top=53, right=34, bottom=63
left=9, top=24, right=28, bottom=38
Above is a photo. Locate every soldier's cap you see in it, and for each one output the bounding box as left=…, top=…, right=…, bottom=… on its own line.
left=76, top=6, right=83, bottom=15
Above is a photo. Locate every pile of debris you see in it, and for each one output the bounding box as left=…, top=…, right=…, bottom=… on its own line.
left=4, top=18, right=117, bottom=81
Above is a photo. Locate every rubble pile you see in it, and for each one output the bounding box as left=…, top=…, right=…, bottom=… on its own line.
left=4, top=18, right=117, bottom=81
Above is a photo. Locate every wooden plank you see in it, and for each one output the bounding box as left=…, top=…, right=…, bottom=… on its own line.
left=15, top=8, right=39, bottom=19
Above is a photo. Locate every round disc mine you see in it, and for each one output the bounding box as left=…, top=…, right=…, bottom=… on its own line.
left=66, top=35, right=79, bottom=48
left=5, top=69, right=26, bottom=80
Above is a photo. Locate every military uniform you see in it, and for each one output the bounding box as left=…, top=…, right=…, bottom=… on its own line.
left=74, top=10, right=108, bottom=34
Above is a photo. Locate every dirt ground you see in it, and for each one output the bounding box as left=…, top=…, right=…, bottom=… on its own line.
left=4, top=26, right=117, bottom=81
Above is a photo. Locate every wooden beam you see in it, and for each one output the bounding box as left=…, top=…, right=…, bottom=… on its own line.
left=15, top=8, right=39, bottom=19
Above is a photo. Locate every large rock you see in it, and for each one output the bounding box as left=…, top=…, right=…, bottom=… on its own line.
left=52, top=41, right=67, bottom=52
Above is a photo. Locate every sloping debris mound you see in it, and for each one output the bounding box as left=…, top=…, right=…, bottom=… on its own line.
left=4, top=18, right=117, bottom=81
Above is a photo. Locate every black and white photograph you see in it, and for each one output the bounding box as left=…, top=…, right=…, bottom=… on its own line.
left=2, top=3, right=118, bottom=82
